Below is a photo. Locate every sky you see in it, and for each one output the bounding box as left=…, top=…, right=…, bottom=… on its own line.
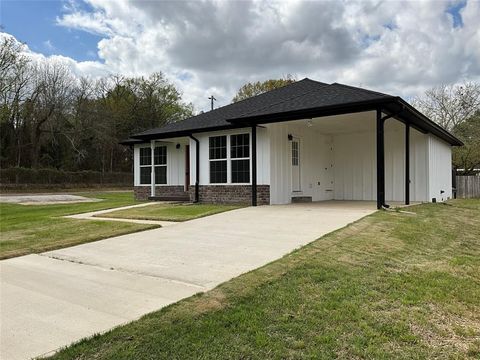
left=1, top=0, right=479, bottom=113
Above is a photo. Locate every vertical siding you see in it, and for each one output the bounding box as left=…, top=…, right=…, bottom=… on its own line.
left=409, top=129, right=429, bottom=201
left=332, top=119, right=430, bottom=202
left=268, top=122, right=334, bottom=204
left=133, top=141, right=186, bottom=187
left=428, top=135, right=452, bottom=201
left=333, top=130, right=376, bottom=200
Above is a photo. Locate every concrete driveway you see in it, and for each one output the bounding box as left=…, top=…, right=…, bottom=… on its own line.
left=0, top=201, right=376, bottom=360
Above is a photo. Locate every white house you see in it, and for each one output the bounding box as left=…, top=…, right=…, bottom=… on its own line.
left=122, top=79, right=462, bottom=209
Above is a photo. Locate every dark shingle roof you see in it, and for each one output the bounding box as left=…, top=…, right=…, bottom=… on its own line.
left=132, top=79, right=344, bottom=138
left=130, top=78, right=462, bottom=146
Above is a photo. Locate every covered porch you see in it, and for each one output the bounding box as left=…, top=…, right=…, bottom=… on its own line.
left=262, top=110, right=422, bottom=208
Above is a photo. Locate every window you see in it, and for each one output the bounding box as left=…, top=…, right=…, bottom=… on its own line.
left=231, top=134, right=250, bottom=183
left=208, top=133, right=250, bottom=184
left=292, top=141, right=299, bottom=166
left=139, top=146, right=167, bottom=185
left=209, top=136, right=227, bottom=183
left=139, top=148, right=151, bottom=185
left=154, top=146, right=167, bottom=184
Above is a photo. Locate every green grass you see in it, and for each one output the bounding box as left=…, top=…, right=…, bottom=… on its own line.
left=98, top=203, right=243, bottom=222
left=49, top=199, right=480, bottom=359
left=0, top=192, right=158, bottom=259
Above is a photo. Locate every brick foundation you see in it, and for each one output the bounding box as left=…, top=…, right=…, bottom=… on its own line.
left=189, top=185, right=270, bottom=205
left=134, top=186, right=188, bottom=200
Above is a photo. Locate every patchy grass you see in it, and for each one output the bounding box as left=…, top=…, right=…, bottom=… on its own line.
left=98, top=203, right=243, bottom=222
left=49, top=199, right=480, bottom=359
left=0, top=192, right=158, bottom=259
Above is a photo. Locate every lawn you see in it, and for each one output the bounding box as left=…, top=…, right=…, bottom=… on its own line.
left=0, top=192, right=158, bottom=259
left=49, top=199, right=480, bottom=359
left=98, top=203, right=243, bottom=222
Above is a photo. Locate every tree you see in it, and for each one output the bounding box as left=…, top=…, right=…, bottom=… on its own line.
left=452, top=111, right=480, bottom=174
left=232, top=75, right=296, bottom=102
left=411, top=82, right=480, bottom=131
left=0, top=38, right=193, bottom=173
left=412, top=82, right=480, bottom=174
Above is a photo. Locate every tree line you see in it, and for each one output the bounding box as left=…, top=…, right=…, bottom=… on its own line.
left=0, top=37, right=193, bottom=173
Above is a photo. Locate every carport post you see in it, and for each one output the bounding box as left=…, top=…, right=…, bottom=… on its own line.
left=376, top=109, right=385, bottom=209
left=251, top=125, right=257, bottom=206
left=150, top=140, right=155, bottom=197
left=405, top=122, right=410, bottom=205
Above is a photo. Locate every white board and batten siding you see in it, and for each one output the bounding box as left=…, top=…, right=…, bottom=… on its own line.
left=428, top=135, right=452, bottom=202
left=133, top=139, right=187, bottom=187
left=332, top=120, right=431, bottom=202
left=267, top=122, right=334, bottom=204
left=133, top=115, right=453, bottom=204
left=266, top=115, right=452, bottom=205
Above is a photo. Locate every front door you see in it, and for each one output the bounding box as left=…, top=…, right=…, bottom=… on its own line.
left=291, top=138, right=301, bottom=192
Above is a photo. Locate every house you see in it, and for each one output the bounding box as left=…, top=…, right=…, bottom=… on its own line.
left=122, top=79, right=462, bottom=209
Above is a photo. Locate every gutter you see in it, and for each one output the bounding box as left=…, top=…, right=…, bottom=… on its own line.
left=189, top=134, right=200, bottom=203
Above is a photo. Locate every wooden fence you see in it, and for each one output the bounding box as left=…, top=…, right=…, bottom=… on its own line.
left=455, top=176, right=480, bottom=199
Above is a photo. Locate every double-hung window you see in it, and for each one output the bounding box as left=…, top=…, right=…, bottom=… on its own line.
left=230, top=134, right=250, bottom=183
left=209, top=133, right=250, bottom=184
left=209, top=136, right=227, bottom=183
left=139, top=146, right=167, bottom=185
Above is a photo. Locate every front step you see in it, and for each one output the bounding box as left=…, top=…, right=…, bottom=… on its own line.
left=291, top=196, right=312, bottom=203
left=148, top=196, right=190, bottom=202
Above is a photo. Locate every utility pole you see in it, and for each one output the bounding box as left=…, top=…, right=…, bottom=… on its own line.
left=208, top=95, right=216, bottom=111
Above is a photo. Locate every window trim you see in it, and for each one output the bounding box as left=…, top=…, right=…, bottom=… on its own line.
left=208, top=132, right=251, bottom=185
left=138, top=145, right=168, bottom=186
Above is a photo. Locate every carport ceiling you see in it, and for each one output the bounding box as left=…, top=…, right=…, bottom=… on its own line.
left=285, top=111, right=377, bottom=134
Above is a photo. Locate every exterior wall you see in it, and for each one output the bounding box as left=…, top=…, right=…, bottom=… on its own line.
left=131, top=115, right=452, bottom=205
left=189, top=185, right=270, bottom=205
left=133, top=140, right=187, bottom=187
left=267, top=114, right=433, bottom=204
left=134, top=185, right=187, bottom=200
left=189, top=127, right=270, bottom=186
left=333, top=120, right=429, bottom=202
left=267, top=122, right=334, bottom=205
left=428, top=135, right=452, bottom=201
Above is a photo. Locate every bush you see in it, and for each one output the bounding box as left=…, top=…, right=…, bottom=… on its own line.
left=0, top=167, right=132, bottom=186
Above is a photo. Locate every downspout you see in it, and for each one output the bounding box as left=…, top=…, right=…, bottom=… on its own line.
left=189, top=135, right=200, bottom=203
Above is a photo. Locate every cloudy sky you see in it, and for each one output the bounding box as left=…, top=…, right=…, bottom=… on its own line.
left=1, top=0, right=479, bottom=112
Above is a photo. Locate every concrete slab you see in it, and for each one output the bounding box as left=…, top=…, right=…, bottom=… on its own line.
left=0, top=194, right=101, bottom=205
left=0, top=201, right=376, bottom=359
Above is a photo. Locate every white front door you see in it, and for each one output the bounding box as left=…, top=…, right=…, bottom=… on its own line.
left=291, top=138, right=301, bottom=192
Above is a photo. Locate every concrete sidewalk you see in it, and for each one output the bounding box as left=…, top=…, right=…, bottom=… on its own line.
left=64, top=202, right=177, bottom=226
left=0, top=201, right=376, bottom=360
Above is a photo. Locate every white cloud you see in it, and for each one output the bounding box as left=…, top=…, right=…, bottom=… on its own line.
left=6, top=0, right=480, bottom=110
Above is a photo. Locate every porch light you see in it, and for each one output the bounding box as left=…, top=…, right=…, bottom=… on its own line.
left=288, top=134, right=293, bottom=141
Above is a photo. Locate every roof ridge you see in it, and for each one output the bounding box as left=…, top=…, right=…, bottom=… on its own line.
left=193, top=78, right=311, bottom=117
left=332, top=82, right=392, bottom=98
left=234, top=81, right=329, bottom=118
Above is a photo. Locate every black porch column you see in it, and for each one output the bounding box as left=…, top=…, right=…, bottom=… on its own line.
left=376, top=109, right=385, bottom=209
left=251, top=125, right=257, bottom=206
left=405, top=122, right=410, bottom=205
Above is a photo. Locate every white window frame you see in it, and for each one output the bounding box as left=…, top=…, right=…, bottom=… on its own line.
left=208, top=132, right=251, bottom=185
left=138, top=145, right=168, bottom=185
left=230, top=133, right=251, bottom=184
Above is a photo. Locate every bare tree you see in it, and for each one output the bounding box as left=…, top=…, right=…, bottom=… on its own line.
left=412, top=82, right=480, bottom=131
left=26, top=62, right=75, bottom=167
